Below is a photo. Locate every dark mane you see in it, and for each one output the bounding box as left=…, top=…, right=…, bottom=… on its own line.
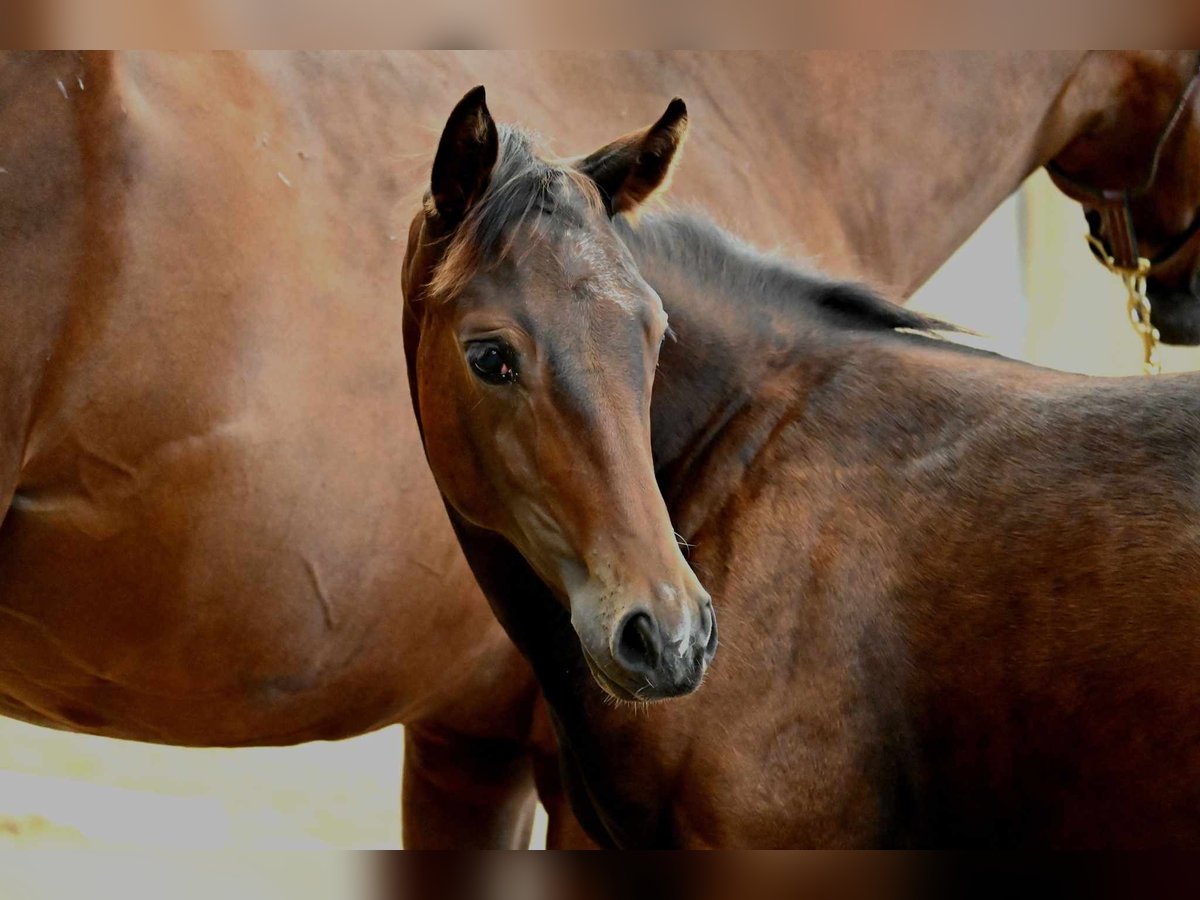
left=614, top=212, right=958, bottom=336
left=427, top=127, right=602, bottom=300
left=428, top=132, right=955, bottom=339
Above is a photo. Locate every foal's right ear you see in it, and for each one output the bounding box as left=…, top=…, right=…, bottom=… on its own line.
left=430, top=86, right=499, bottom=229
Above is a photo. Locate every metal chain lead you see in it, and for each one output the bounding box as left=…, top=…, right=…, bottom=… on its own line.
left=1086, top=234, right=1160, bottom=375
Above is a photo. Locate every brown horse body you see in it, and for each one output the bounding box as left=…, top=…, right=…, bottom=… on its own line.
left=573, top=215, right=1200, bottom=847
left=4, top=51, right=1200, bottom=846
left=405, top=84, right=1200, bottom=847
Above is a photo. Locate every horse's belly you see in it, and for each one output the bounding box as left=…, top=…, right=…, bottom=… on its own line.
left=0, top=416, right=519, bottom=746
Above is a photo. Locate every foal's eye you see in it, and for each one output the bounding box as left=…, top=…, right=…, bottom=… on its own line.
left=466, top=340, right=519, bottom=385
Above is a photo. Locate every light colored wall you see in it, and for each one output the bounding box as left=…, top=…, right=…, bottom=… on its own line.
left=907, top=191, right=1027, bottom=358
left=0, top=717, right=403, bottom=848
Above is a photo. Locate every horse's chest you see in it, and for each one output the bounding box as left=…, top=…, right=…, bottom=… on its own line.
left=666, top=483, right=909, bottom=845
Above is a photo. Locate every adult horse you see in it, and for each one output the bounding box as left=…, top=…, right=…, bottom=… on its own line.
left=403, top=89, right=1200, bottom=848
left=2, top=51, right=1199, bottom=847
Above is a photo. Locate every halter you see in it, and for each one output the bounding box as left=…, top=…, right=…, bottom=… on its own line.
left=1047, top=53, right=1200, bottom=374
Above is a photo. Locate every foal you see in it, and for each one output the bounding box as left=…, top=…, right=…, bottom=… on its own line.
left=405, top=89, right=1200, bottom=847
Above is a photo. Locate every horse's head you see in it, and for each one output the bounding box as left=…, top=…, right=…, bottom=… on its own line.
left=402, top=88, right=715, bottom=702
left=1051, top=51, right=1200, bottom=345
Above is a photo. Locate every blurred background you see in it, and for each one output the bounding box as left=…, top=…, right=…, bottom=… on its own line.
left=1, top=165, right=1195, bottom=852
left=912, top=169, right=1200, bottom=376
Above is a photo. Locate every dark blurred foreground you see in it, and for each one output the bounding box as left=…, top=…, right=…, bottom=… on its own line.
left=3, top=852, right=1197, bottom=898
left=375, top=854, right=1197, bottom=900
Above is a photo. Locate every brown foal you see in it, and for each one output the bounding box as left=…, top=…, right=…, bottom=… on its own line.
left=406, top=88, right=1200, bottom=848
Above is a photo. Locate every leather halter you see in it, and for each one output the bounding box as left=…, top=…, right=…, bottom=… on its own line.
left=1047, top=53, right=1200, bottom=274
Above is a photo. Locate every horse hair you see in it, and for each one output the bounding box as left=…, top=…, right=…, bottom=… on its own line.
left=430, top=125, right=955, bottom=339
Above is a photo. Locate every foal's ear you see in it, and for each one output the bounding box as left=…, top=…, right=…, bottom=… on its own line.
left=430, top=85, right=499, bottom=228
left=577, top=99, right=688, bottom=216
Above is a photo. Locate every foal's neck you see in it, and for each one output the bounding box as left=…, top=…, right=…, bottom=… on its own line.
left=626, top=214, right=945, bottom=538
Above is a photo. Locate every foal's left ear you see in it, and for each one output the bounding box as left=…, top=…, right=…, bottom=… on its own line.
left=430, top=85, right=499, bottom=228
left=576, top=99, right=688, bottom=216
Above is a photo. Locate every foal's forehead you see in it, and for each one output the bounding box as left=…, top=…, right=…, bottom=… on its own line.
left=521, top=190, right=655, bottom=305
left=427, top=141, right=661, bottom=324
left=520, top=220, right=659, bottom=319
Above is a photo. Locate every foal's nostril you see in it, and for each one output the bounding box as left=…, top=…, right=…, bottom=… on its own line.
left=702, top=600, right=718, bottom=659
left=615, top=611, right=662, bottom=674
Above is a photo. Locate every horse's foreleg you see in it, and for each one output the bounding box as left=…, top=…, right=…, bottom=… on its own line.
left=401, top=721, right=537, bottom=849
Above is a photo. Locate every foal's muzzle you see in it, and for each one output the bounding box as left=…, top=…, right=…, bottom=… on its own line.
left=581, top=593, right=717, bottom=702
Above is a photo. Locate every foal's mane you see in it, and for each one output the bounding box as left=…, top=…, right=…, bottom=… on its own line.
left=426, top=125, right=954, bottom=340
left=615, top=213, right=957, bottom=337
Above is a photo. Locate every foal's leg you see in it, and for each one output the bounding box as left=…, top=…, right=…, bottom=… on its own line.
left=536, top=757, right=601, bottom=849
left=402, top=721, right=537, bottom=849
left=529, top=698, right=601, bottom=849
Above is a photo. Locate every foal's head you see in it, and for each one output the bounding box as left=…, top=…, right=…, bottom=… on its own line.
left=402, top=88, right=715, bottom=702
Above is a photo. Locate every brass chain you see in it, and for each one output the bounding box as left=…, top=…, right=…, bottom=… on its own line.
left=1085, top=234, right=1160, bottom=375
